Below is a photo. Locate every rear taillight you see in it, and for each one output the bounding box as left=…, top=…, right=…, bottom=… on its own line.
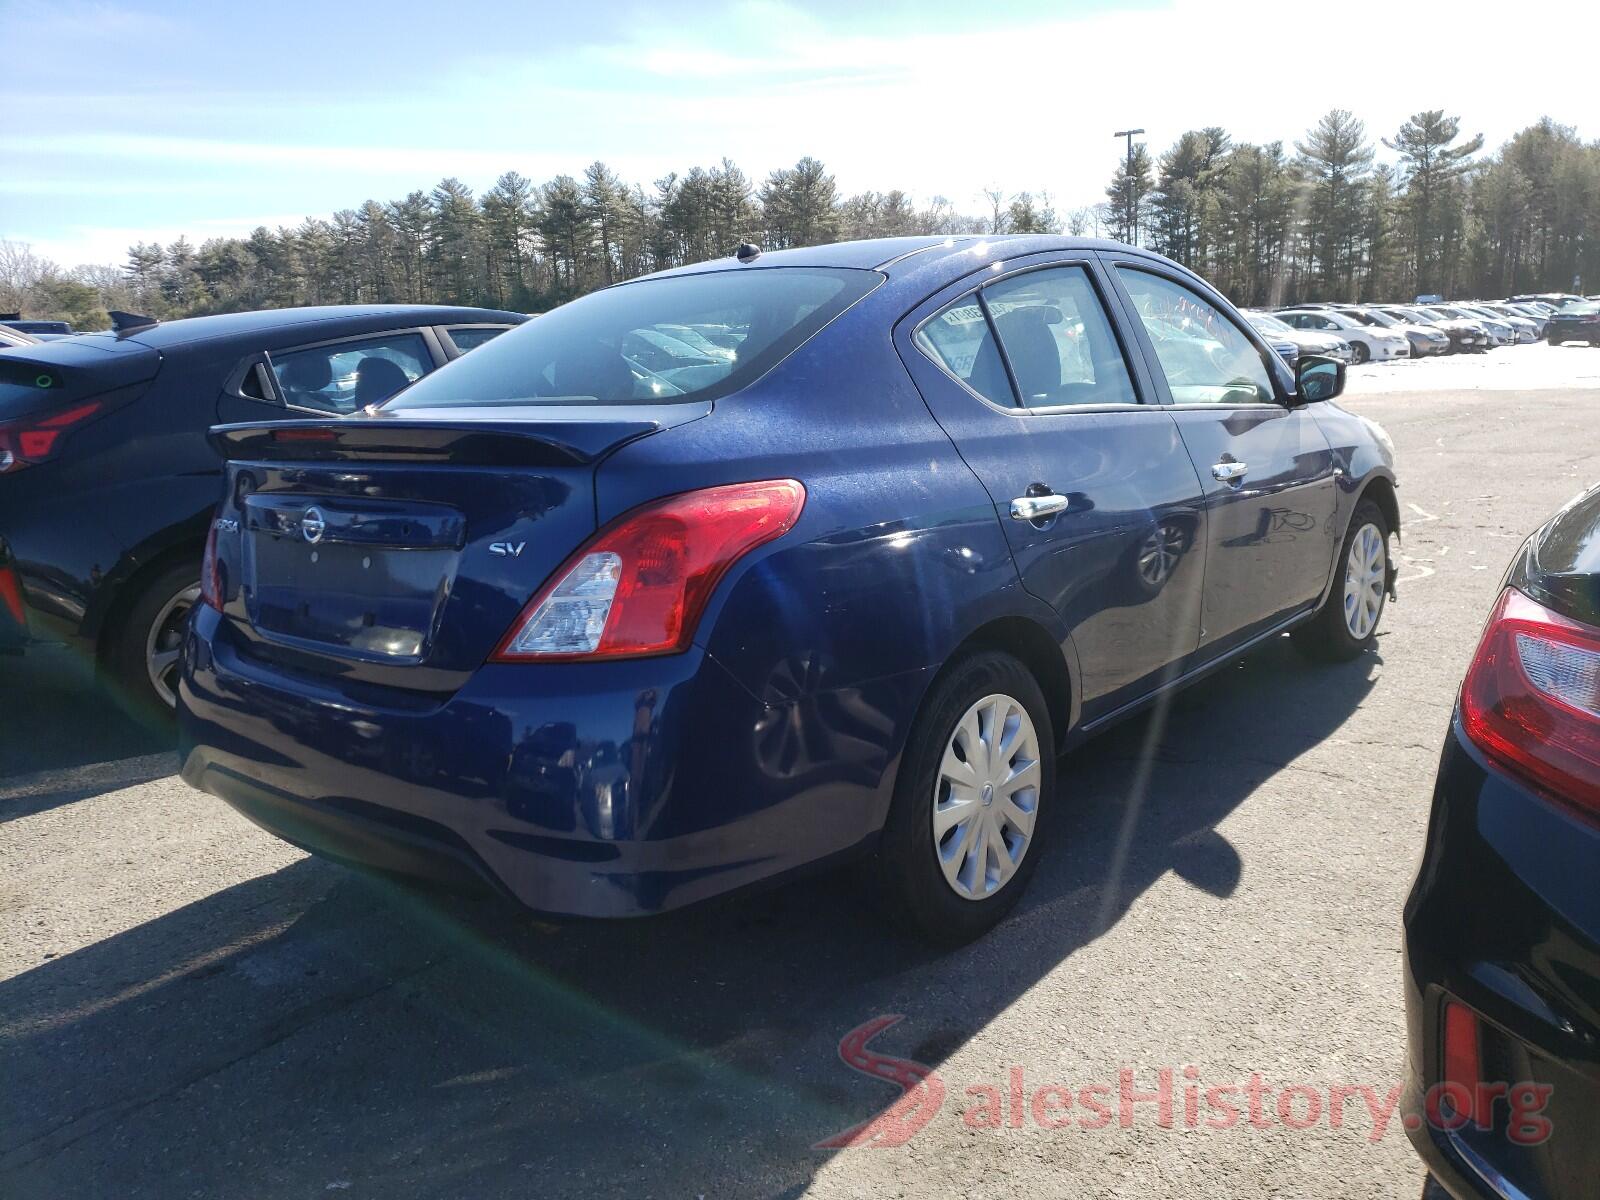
left=0, top=401, right=104, bottom=474
left=200, top=520, right=222, bottom=611
left=1460, top=587, right=1600, bottom=818
left=493, top=479, right=806, bottom=662
left=0, top=559, right=25, bottom=628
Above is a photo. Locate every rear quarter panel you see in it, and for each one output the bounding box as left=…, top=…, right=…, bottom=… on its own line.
left=593, top=299, right=1058, bottom=837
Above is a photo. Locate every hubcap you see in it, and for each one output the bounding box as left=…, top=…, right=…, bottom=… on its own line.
left=1342, top=523, right=1386, bottom=641
left=933, top=692, right=1041, bottom=901
left=145, top=582, right=201, bottom=708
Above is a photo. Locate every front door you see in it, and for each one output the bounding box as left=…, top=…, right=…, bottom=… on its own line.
left=1107, top=262, right=1339, bottom=657
left=896, top=255, right=1207, bottom=720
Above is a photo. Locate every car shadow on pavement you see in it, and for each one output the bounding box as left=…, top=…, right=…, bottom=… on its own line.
left=1, top=637, right=1381, bottom=1200
left=0, top=647, right=173, bottom=783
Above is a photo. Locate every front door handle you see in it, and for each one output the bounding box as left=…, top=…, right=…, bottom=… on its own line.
left=1212, top=461, right=1249, bottom=482
left=1011, top=493, right=1070, bottom=521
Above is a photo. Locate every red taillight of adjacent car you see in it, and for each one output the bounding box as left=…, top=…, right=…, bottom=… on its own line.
left=0, top=560, right=26, bottom=627
left=492, top=479, right=806, bottom=662
left=200, top=520, right=222, bottom=612
left=0, top=402, right=104, bottom=474
left=1460, top=587, right=1600, bottom=818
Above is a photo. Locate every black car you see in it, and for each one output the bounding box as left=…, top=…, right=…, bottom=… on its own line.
left=1546, top=303, right=1600, bottom=347
left=0, top=304, right=524, bottom=714
left=1403, top=482, right=1600, bottom=1199
left=0, top=314, right=75, bottom=337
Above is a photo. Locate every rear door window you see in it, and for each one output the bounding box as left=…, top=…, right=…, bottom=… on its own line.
left=980, top=266, right=1140, bottom=408
left=270, top=332, right=432, bottom=414
left=384, top=267, right=879, bottom=409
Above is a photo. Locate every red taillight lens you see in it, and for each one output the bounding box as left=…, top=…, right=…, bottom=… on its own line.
left=493, top=479, right=806, bottom=662
left=1460, top=587, right=1600, bottom=818
left=200, top=520, right=222, bottom=611
left=0, top=560, right=25, bottom=628
left=0, top=401, right=104, bottom=473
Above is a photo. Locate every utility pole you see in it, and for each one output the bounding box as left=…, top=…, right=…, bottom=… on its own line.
left=1113, top=128, right=1145, bottom=245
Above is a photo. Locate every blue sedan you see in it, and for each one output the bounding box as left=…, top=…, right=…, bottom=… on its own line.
left=179, top=235, right=1399, bottom=944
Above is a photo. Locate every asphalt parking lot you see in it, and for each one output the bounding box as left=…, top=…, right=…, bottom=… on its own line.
left=3, top=343, right=1598, bottom=1200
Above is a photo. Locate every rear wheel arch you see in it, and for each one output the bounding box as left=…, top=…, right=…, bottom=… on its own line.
left=937, top=616, right=1077, bottom=750
left=95, top=536, right=206, bottom=665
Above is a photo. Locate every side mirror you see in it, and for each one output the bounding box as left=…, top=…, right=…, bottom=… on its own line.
left=1295, top=354, right=1344, bottom=403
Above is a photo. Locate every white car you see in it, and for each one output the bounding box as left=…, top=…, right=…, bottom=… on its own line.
left=1274, top=307, right=1411, bottom=363
left=1331, top=305, right=1451, bottom=358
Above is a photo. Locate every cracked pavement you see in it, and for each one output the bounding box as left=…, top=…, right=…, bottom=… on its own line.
left=3, top=347, right=1598, bottom=1199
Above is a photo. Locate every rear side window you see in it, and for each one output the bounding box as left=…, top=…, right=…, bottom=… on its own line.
left=981, top=266, right=1139, bottom=408
left=446, top=326, right=507, bottom=353
left=915, top=299, right=1015, bottom=408
left=384, top=267, right=879, bottom=409
left=270, top=332, right=432, bottom=414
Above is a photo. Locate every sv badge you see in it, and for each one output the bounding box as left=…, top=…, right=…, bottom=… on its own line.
left=489, top=541, right=526, bottom=558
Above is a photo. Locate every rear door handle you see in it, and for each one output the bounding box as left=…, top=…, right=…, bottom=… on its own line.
left=1211, top=461, right=1249, bottom=482
left=1010, top=493, right=1070, bottom=521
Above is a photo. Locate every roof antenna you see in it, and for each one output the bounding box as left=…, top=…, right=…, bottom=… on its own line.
left=735, top=241, right=762, bottom=264
left=108, top=310, right=159, bottom=334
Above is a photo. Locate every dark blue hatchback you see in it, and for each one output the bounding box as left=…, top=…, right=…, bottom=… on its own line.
left=179, top=236, right=1400, bottom=943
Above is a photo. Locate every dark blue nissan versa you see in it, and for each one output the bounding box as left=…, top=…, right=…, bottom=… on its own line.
left=178, top=236, right=1400, bottom=943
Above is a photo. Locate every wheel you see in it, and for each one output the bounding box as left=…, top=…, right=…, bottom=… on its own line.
left=876, top=651, right=1055, bottom=945
left=1351, top=341, right=1371, bottom=364
left=1292, top=500, right=1390, bottom=663
left=105, top=560, right=202, bottom=722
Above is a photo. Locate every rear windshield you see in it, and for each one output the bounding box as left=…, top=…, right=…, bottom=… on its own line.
left=384, top=266, right=879, bottom=410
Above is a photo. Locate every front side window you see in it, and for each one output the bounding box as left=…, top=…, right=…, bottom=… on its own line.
left=386, top=267, right=878, bottom=409
left=271, top=332, right=432, bottom=414
left=1119, top=269, right=1276, bottom=405
left=980, top=266, right=1139, bottom=409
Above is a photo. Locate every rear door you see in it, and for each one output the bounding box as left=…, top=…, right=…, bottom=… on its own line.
left=896, top=253, right=1207, bottom=719
left=1106, top=259, right=1338, bottom=657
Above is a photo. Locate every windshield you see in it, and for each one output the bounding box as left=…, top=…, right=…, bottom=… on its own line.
left=1246, top=312, right=1292, bottom=333
left=384, top=266, right=880, bottom=409
left=1337, top=309, right=1380, bottom=326
left=1358, top=309, right=1399, bottom=327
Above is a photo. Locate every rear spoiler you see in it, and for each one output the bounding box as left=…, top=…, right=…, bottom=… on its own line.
left=209, top=417, right=667, bottom=467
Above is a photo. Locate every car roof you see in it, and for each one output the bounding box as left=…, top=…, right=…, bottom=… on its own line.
left=84, top=304, right=527, bottom=350
left=638, top=234, right=1142, bottom=281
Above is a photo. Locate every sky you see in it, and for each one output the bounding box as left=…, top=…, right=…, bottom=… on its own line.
left=1, top=0, right=1591, bottom=269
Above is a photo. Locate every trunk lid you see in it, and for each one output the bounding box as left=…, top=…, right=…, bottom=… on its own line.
left=209, top=405, right=704, bottom=693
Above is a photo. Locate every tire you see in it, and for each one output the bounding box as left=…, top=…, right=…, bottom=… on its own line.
left=1292, top=500, right=1390, bottom=663
left=876, top=651, right=1056, bottom=945
left=105, top=560, right=202, bottom=724
left=1351, top=341, right=1370, bottom=365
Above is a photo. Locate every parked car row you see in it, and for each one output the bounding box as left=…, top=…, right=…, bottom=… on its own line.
left=1248, top=294, right=1594, bottom=364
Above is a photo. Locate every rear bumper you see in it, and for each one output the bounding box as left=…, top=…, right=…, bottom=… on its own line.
left=1402, top=720, right=1600, bottom=1198
left=179, top=606, right=911, bottom=917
